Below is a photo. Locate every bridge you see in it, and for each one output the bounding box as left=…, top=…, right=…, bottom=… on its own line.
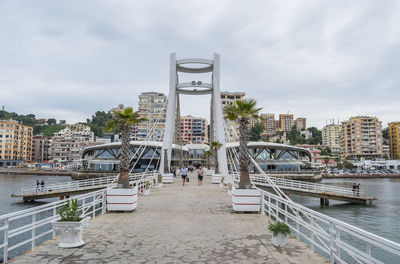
left=2, top=53, right=399, bottom=264
left=11, top=172, right=158, bottom=202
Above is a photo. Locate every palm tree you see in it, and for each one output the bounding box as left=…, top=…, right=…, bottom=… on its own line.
left=210, top=141, right=223, bottom=174
left=224, top=99, right=262, bottom=189
left=105, top=107, right=146, bottom=188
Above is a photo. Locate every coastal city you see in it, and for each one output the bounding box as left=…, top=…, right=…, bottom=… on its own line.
left=1, top=1, right=400, bottom=264
left=1, top=91, right=399, bottom=175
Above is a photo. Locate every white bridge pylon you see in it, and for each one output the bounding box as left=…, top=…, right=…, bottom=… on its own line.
left=160, top=53, right=229, bottom=181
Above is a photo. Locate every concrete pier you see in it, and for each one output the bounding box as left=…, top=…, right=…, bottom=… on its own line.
left=12, top=173, right=328, bottom=264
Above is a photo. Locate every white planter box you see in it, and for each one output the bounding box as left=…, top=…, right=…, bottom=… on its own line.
left=206, top=169, right=215, bottom=177
left=52, top=217, right=90, bottom=248
left=106, top=186, right=138, bottom=211
left=143, top=188, right=150, bottom=196
left=272, top=233, right=288, bottom=247
left=212, top=173, right=223, bottom=184
left=232, top=188, right=261, bottom=212
left=162, top=173, right=173, bottom=183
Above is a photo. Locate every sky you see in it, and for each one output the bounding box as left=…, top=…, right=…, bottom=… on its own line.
left=1, top=0, right=400, bottom=128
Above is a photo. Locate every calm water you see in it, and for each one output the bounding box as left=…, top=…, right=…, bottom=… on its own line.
left=0, top=174, right=399, bottom=262
left=0, top=174, right=71, bottom=215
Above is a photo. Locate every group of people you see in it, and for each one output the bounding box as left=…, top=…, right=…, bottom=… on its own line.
left=36, top=179, right=45, bottom=192
left=171, top=165, right=205, bottom=186
left=352, top=182, right=360, bottom=196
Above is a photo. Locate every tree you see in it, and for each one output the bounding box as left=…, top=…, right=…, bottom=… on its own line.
left=47, top=118, right=57, bottom=125
left=105, top=107, right=146, bottom=188
left=249, top=123, right=264, bottom=141
left=323, top=157, right=330, bottom=168
left=224, top=99, right=262, bottom=188
left=202, top=150, right=212, bottom=167
left=210, top=141, right=223, bottom=174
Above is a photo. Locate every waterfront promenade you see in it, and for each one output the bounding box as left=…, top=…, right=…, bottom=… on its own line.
left=12, top=173, right=327, bottom=264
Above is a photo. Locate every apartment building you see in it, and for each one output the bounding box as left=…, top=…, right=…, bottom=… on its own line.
left=54, top=124, right=94, bottom=142
left=0, top=119, right=33, bottom=166
left=260, top=113, right=276, bottom=135
left=279, top=114, right=294, bottom=132
left=388, top=121, right=400, bottom=159
left=32, top=135, right=52, bottom=162
left=180, top=116, right=208, bottom=144
left=295, top=118, right=307, bottom=131
left=322, top=124, right=341, bottom=155
left=137, top=92, right=167, bottom=141
left=340, top=116, right=383, bottom=159
left=220, top=92, right=246, bottom=142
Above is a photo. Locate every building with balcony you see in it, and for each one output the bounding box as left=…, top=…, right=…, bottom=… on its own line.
left=295, top=118, right=307, bottom=131
left=388, top=121, right=400, bottom=159
left=54, top=124, right=94, bottom=142
left=180, top=116, right=208, bottom=144
left=0, top=119, right=33, bottom=167
left=32, top=135, right=52, bottom=162
left=322, top=123, right=341, bottom=155
left=260, top=113, right=276, bottom=135
left=137, top=92, right=167, bottom=142
left=340, top=116, right=383, bottom=159
left=279, top=114, right=294, bottom=132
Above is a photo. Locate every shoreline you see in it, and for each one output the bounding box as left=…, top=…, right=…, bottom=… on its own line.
left=322, top=173, right=400, bottom=179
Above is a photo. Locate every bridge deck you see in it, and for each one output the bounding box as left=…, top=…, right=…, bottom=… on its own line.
left=12, top=172, right=327, bottom=264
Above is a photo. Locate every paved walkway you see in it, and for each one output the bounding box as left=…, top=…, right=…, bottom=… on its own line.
left=12, top=172, right=328, bottom=264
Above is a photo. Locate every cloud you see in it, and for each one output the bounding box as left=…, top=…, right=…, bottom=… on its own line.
left=1, top=0, right=399, bottom=128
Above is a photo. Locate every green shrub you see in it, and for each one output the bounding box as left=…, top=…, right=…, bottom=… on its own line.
left=268, top=221, right=291, bottom=236
left=58, top=199, right=81, bottom=222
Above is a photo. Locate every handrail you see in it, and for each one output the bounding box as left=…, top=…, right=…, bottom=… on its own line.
left=258, top=186, right=400, bottom=263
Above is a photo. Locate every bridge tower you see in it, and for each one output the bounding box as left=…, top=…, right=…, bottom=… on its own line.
left=160, top=53, right=229, bottom=182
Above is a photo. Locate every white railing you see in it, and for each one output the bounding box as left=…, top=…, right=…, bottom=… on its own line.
left=250, top=174, right=366, bottom=198
left=1, top=171, right=159, bottom=263
left=18, top=172, right=151, bottom=196
left=0, top=189, right=107, bottom=263
left=259, top=187, right=400, bottom=264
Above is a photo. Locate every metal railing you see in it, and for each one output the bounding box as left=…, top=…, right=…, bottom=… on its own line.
left=0, top=189, right=107, bottom=263
left=18, top=172, right=151, bottom=195
left=231, top=172, right=366, bottom=198
left=2, top=171, right=159, bottom=263
left=250, top=174, right=366, bottom=197
left=260, top=187, right=400, bottom=263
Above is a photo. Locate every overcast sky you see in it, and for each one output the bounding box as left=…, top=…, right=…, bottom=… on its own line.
left=1, top=0, right=399, bottom=128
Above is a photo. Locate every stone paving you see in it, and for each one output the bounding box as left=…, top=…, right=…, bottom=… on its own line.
left=12, top=172, right=328, bottom=264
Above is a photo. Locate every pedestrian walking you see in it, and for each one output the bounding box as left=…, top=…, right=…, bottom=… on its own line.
left=179, top=166, right=188, bottom=186
left=36, top=180, right=40, bottom=192
left=352, top=182, right=357, bottom=195
left=41, top=180, right=45, bottom=192
left=198, top=167, right=204, bottom=185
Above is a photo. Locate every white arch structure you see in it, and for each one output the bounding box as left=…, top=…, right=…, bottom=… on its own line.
left=160, top=53, right=229, bottom=181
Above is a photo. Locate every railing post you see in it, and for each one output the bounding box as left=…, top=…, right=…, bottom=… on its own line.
left=337, top=227, right=341, bottom=260
left=53, top=207, right=57, bottom=238
left=4, top=218, right=9, bottom=263
left=284, top=203, right=287, bottom=223
left=92, top=193, right=96, bottom=219
left=268, top=196, right=271, bottom=218
left=82, top=199, right=86, bottom=217
left=329, top=222, right=335, bottom=264
left=261, top=193, right=265, bottom=215
left=310, top=218, right=315, bottom=253
left=296, top=209, right=300, bottom=239
left=366, top=242, right=371, bottom=257
left=31, top=214, right=36, bottom=249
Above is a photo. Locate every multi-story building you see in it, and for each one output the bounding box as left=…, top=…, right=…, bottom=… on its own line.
left=0, top=119, right=33, bottom=167
left=388, top=121, right=400, bottom=159
left=322, top=123, right=341, bottom=155
left=220, top=92, right=246, bottom=142
left=260, top=113, right=276, bottom=135
left=295, top=118, right=306, bottom=131
left=279, top=114, right=294, bottom=132
left=50, top=137, right=98, bottom=164
left=340, top=116, right=383, bottom=159
left=137, top=92, right=167, bottom=141
left=54, top=124, right=94, bottom=142
left=180, top=116, right=208, bottom=144
left=32, top=135, right=52, bottom=162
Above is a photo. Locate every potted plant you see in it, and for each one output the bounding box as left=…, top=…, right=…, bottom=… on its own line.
left=224, top=99, right=262, bottom=212
left=268, top=221, right=291, bottom=247
left=158, top=174, right=163, bottom=187
left=52, top=199, right=90, bottom=248
left=143, top=181, right=150, bottom=196
left=104, top=107, right=144, bottom=211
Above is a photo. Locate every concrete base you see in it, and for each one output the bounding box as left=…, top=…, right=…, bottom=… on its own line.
left=106, top=187, right=138, bottom=211
left=212, top=173, right=223, bottom=184
left=52, top=217, right=90, bottom=248
left=162, top=173, right=174, bottom=184
left=232, top=188, right=261, bottom=212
